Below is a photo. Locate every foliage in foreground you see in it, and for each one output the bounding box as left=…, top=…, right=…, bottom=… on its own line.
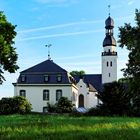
left=118, top=9, right=140, bottom=116
left=96, top=81, right=131, bottom=116
left=0, top=11, right=19, bottom=83
left=0, top=96, right=32, bottom=115
left=0, top=114, right=140, bottom=140
left=47, top=97, right=73, bottom=113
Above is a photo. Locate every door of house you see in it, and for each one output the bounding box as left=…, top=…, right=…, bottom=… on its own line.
left=79, top=94, right=84, bottom=107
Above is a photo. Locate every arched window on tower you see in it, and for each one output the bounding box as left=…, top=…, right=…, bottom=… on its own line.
left=110, top=61, right=112, bottom=67
left=107, top=61, right=109, bottom=67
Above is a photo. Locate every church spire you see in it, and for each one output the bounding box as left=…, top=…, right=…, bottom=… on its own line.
left=108, top=5, right=111, bottom=16
left=103, top=12, right=116, bottom=47
left=101, top=9, right=117, bottom=84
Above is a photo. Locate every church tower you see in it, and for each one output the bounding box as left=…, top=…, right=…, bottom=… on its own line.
left=102, top=15, right=117, bottom=84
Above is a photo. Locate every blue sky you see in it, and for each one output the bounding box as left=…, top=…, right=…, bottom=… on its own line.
left=0, top=0, right=139, bottom=98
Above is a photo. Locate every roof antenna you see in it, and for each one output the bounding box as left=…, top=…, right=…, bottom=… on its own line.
left=108, top=5, right=111, bottom=16
left=45, top=44, right=52, bottom=60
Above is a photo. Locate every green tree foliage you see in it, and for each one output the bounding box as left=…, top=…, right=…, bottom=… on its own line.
left=56, top=97, right=73, bottom=113
left=0, top=96, right=32, bottom=115
left=0, top=11, right=19, bottom=83
left=97, top=82, right=131, bottom=116
left=70, top=70, right=85, bottom=78
left=118, top=9, right=140, bottom=116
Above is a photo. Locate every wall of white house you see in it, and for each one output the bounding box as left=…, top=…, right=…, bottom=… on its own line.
left=14, top=84, right=78, bottom=112
left=76, top=79, right=98, bottom=108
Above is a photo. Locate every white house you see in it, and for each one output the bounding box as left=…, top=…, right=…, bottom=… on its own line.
left=13, top=15, right=117, bottom=113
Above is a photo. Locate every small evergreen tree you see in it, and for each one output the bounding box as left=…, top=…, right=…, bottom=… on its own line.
left=97, top=81, right=131, bottom=116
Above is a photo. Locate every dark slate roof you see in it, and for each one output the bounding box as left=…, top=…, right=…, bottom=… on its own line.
left=17, top=60, right=73, bottom=84
left=105, top=16, right=114, bottom=29
left=103, top=35, right=116, bottom=47
left=74, top=74, right=102, bottom=92
left=21, top=59, right=67, bottom=73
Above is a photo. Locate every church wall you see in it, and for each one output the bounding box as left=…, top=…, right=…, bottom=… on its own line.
left=87, top=92, right=98, bottom=108
left=102, top=55, right=117, bottom=84
left=76, top=79, right=98, bottom=108
left=104, top=45, right=116, bottom=52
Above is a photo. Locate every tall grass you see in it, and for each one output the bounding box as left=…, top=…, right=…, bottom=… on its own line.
left=0, top=114, right=140, bottom=140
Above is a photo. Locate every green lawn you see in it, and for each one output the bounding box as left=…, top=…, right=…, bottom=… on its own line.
left=0, top=114, right=140, bottom=140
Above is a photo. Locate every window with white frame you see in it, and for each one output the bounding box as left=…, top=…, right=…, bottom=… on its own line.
left=19, top=90, right=26, bottom=97
left=44, top=75, right=49, bottom=82
left=43, top=90, right=49, bottom=101
left=21, top=75, right=26, bottom=82
left=56, top=90, right=62, bottom=101
left=57, top=75, right=62, bottom=82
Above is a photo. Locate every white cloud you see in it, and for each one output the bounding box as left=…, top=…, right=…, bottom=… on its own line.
left=17, top=29, right=104, bottom=42
left=18, top=19, right=104, bottom=33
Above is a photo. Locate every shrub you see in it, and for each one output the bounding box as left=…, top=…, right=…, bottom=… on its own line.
left=86, top=106, right=111, bottom=116
left=13, top=96, right=32, bottom=114
left=0, top=98, right=13, bottom=115
left=0, top=96, right=32, bottom=115
left=56, top=97, right=73, bottom=113
left=47, top=103, right=57, bottom=113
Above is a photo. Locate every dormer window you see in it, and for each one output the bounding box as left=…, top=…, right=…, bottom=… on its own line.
left=57, top=75, right=62, bottom=82
left=21, top=75, right=26, bottom=82
left=44, top=75, right=49, bottom=82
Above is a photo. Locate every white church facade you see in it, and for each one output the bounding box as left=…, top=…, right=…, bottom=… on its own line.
left=13, top=15, right=117, bottom=113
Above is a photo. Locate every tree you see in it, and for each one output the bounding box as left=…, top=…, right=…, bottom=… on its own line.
left=0, top=11, right=19, bottom=83
left=97, top=82, right=131, bottom=116
left=70, top=70, right=85, bottom=78
left=118, top=9, right=140, bottom=116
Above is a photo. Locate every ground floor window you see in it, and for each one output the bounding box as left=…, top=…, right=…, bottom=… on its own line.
left=56, top=90, right=62, bottom=101
left=43, top=90, right=49, bottom=101
left=19, top=90, right=26, bottom=97
left=43, top=106, right=48, bottom=113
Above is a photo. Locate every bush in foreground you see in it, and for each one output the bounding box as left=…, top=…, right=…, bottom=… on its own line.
left=47, top=97, right=73, bottom=113
left=0, top=96, right=32, bottom=115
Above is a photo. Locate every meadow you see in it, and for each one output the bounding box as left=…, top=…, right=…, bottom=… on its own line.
left=0, top=114, right=140, bottom=140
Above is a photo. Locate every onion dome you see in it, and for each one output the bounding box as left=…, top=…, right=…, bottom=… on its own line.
left=105, top=16, right=114, bottom=29
left=103, top=35, right=116, bottom=47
